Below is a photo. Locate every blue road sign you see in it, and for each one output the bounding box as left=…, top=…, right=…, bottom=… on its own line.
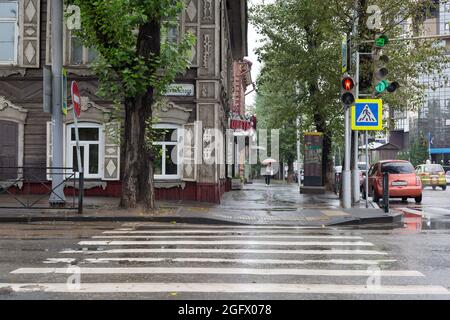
left=351, top=99, right=382, bottom=131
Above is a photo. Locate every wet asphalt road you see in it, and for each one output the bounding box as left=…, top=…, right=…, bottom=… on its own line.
left=0, top=218, right=450, bottom=300
left=389, top=187, right=450, bottom=210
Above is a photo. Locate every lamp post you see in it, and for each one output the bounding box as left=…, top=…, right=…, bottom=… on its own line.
left=49, top=0, right=66, bottom=206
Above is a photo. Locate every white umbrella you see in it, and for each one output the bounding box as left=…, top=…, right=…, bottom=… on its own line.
left=262, top=158, right=278, bottom=165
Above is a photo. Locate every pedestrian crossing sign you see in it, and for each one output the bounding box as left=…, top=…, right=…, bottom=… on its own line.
left=351, top=99, right=383, bottom=131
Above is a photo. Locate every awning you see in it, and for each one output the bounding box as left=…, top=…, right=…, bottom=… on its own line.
left=430, top=148, right=450, bottom=154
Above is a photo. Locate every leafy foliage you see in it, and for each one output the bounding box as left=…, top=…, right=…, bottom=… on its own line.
left=66, top=0, right=195, bottom=101
left=251, top=0, right=449, bottom=176
left=400, top=135, right=430, bottom=167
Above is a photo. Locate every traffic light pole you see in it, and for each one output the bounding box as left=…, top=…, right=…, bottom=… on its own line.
left=350, top=0, right=360, bottom=205
left=356, top=52, right=375, bottom=208
left=343, top=107, right=351, bottom=209
left=352, top=53, right=360, bottom=204
left=296, top=116, right=302, bottom=189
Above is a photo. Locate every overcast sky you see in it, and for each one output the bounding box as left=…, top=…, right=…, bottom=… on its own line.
left=245, top=0, right=273, bottom=107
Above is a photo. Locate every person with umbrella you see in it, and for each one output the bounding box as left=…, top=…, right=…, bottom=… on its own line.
left=262, top=158, right=276, bottom=186
left=265, top=163, right=273, bottom=185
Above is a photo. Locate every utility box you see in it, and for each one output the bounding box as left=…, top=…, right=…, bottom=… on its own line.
left=301, top=132, right=325, bottom=194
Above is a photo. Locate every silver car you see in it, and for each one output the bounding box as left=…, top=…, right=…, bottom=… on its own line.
left=446, top=171, right=450, bottom=185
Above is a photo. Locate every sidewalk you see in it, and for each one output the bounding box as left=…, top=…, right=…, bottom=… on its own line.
left=0, top=181, right=402, bottom=225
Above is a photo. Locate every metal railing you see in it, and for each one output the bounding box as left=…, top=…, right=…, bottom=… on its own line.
left=0, top=167, right=84, bottom=214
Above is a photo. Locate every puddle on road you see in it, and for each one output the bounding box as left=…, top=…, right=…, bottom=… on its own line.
left=396, top=212, right=450, bottom=232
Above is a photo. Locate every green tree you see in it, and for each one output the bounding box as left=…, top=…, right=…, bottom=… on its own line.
left=254, top=82, right=298, bottom=180
left=409, top=135, right=430, bottom=167
left=251, top=0, right=448, bottom=190
left=66, top=0, right=195, bottom=210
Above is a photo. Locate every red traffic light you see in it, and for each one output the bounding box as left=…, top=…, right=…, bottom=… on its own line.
left=342, top=77, right=355, bottom=91
left=341, top=74, right=355, bottom=106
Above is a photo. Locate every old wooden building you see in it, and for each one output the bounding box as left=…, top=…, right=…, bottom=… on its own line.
left=0, top=0, right=249, bottom=203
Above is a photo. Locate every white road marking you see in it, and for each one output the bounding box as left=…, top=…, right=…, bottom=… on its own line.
left=93, top=235, right=363, bottom=240
left=159, top=258, right=396, bottom=265
left=121, top=224, right=327, bottom=230
left=77, top=240, right=374, bottom=246
left=1, top=283, right=447, bottom=295
left=45, top=257, right=396, bottom=265
left=11, top=267, right=423, bottom=277
left=43, top=258, right=76, bottom=264
left=60, top=248, right=388, bottom=255
left=104, top=229, right=338, bottom=235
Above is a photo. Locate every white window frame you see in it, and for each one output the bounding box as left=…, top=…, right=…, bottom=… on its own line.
left=153, top=123, right=182, bottom=180
left=68, top=32, right=96, bottom=66
left=0, top=0, right=18, bottom=65
left=66, top=122, right=104, bottom=179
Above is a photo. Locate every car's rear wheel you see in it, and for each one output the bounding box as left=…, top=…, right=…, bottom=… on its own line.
left=415, top=195, right=422, bottom=204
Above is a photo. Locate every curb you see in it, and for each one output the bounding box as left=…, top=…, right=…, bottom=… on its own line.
left=328, top=212, right=403, bottom=226
left=0, top=211, right=403, bottom=226
left=0, top=215, right=251, bottom=225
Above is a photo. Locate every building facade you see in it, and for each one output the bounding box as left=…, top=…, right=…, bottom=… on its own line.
left=0, top=0, right=249, bottom=203
left=391, top=1, right=450, bottom=166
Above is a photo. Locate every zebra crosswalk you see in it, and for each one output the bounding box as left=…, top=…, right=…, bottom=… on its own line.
left=1, top=222, right=449, bottom=297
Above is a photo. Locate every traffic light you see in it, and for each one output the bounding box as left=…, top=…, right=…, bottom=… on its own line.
left=341, top=74, right=355, bottom=106
left=375, top=34, right=389, bottom=48
left=373, top=34, right=399, bottom=96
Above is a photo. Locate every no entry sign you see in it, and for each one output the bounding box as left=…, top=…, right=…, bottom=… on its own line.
left=71, top=81, right=81, bottom=118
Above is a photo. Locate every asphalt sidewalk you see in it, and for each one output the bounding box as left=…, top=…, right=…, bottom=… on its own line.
left=0, top=181, right=402, bottom=226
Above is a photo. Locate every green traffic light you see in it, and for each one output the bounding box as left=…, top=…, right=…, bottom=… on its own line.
left=375, top=80, right=389, bottom=93
left=375, top=35, right=389, bottom=47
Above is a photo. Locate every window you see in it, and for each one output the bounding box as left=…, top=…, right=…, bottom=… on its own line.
left=153, top=124, right=181, bottom=179
left=70, top=35, right=97, bottom=65
left=46, top=0, right=97, bottom=66
left=369, top=164, right=378, bottom=176
left=0, top=0, right=18, bottom=64
left=424, top=164, right=445, bottom=173
left=381, top=162, right=415, bottom=174
left=162, top=16, right=180, bottom=45
left=66, top=123, right=103, bottom=179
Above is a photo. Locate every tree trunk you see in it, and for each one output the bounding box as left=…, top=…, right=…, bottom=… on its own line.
left=287, top=159, right=294, bottom=183
left=120, top=20, right=160, bottom=211
left=120, top=96, right=155, bottom=210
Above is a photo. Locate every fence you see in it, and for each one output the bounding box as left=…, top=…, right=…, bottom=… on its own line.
left=0, top=167, right=84, bottom=214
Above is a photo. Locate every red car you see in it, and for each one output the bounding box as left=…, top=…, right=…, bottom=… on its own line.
left=362, top=160, right=422, bottom=204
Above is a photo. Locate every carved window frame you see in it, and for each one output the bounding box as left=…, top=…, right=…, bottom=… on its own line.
left=0, top=0, right=41, bottom=73
left=0, top=96, right=28, bottom=184
left=153, top=123, right=183, bottom=180
left=45, top=1, right=95, bottom=69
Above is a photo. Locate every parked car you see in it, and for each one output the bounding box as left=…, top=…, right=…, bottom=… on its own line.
left=446, top=171, right=450, bottom=185
left=416, top=164, right=447, bottom=191
left=362, top=160, right=422, bottom=203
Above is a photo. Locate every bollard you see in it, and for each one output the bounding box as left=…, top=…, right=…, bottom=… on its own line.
left=78, top=171, right=84, bottom=214
left=382, top=172, right=389, bottom=213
